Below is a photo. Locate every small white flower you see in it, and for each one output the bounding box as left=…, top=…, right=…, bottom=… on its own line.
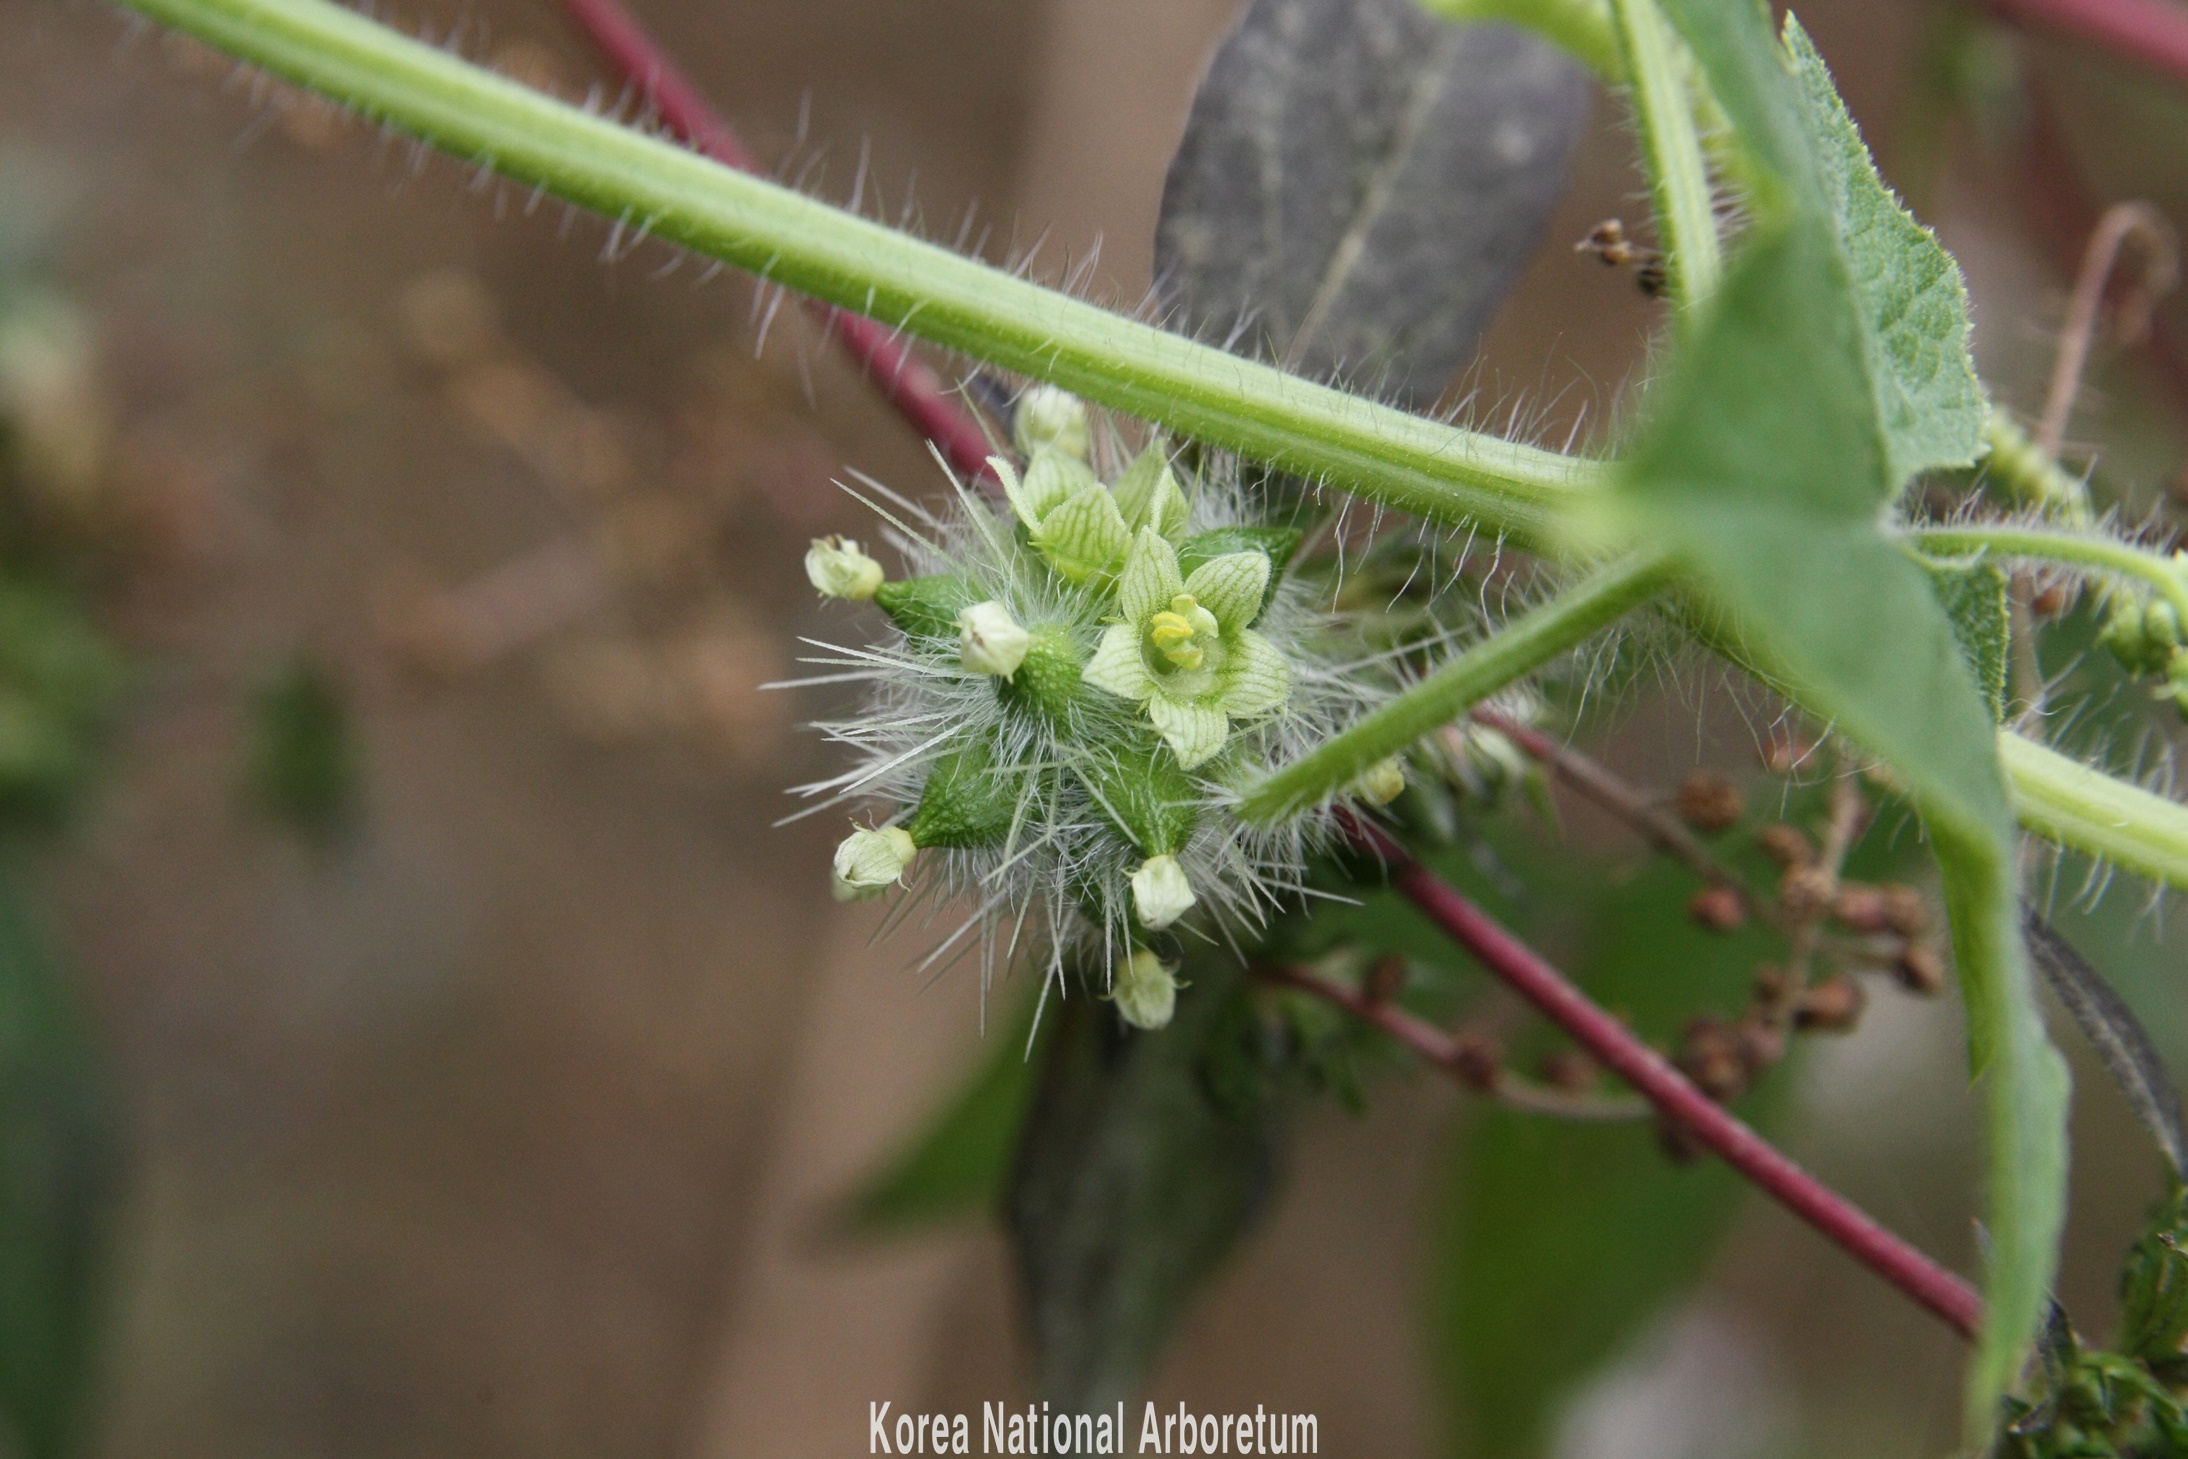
left=1111, top=948, right=1178, bottom=1030
left=1130, top=853, right=1197, bottom=930
left=1013, top=385, right=1090, bottom=460
left=1356, top=758, right=1406, bottom=806
left=957, top=600, right=1032, bottom=678
left=1083, top=528, right=1291, bottom=768
left=832, top=825, right=916, bottom=901
left=804, top=535, right=884, bottom=600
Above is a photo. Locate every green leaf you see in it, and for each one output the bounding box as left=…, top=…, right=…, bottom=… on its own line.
left=0, top=868, right=113, bottom=1459
left=1784, top=19, right=1985, bottom=488
left=1006, top=959, right=1284, bottom=1410
left=1437, top=859, right=1784, bottom=1457
left=837, top=998, right=1039, bottom=1238
left=1922, top=558, right=2011, bottom=722
left=1622, top=3, right=2066, bottom=1436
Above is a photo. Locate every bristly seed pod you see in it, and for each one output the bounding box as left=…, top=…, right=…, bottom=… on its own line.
left=789, top=389, right=1361, bottom=1027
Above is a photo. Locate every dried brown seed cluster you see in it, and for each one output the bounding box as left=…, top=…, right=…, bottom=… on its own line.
left=1676, top=771, right=1745, bottom=834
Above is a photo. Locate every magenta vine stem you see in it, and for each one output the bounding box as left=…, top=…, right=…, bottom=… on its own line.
left=553, top=0, right=1002, bottom=484
left=1984, top=0, right=2188, bottom=90
left=1341, top=815, right=1987, bottom=1341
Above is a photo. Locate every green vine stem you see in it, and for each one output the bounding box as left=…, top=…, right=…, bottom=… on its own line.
left=114, top=0, right=1594, bottom=549
left=1910, top=522, right=2188, bottom=617
left=2002, top=730, right=2188, bottom=890
left=1237, top=553, right=1672, bottom=825
left=1608, top=0, right=1721, bottom=311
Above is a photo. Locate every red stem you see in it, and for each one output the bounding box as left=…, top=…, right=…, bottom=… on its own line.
left=553, top=0, right=1001, bottom=484
left=1343, top=816, right=1987, bottom=1341
left=1984, top=0, right=2188, bottom=91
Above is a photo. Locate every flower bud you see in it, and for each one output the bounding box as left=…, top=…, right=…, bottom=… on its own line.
left=1111, top=948, right=1178, bottom=1030
left=1013, top=385, right=1089, bottom=460
left=1356, top=758, right=1406, bottom=806
left=831, top=825, right=916, bottom=901
left=957, top=601, right=1032, bottom=679
left=1130, top=854, right=1197, bottom=930
left=804, top=535, right=884, bottom=600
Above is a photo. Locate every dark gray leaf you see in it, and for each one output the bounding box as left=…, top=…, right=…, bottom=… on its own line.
left=1006, top=960, right=1284, bottom=1412
left=1155, top=0, right=1589, bottom=410
left=2023, top=906, right=2188, bottom=1177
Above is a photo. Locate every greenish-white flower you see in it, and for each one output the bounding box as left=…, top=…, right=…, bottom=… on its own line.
left=1084, top=528, right=1290, bottom=769
left=1013, top=385, right=1090, bottom=460
left=990, top=444, right=1190, bottom=586
left=1129, top=853, right=1196, bottom=931
left=1111, top=948, right=1178, bottom=1030
left=832, top=825, right=916, bottom=901
left=805, top=535, right=884, bottom=600
left=957, top=600, right=1032, bottom=678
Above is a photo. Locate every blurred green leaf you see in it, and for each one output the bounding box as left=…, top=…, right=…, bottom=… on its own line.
left=0, top=584, right=121, bottom=831
left=1433, top=857, right=1782, bottom=1458
left=0, top=866, right=112, bottom=1459
left=244, top=654, right=360, bottom=842
left=837, top=998, right=1038, bottom=1239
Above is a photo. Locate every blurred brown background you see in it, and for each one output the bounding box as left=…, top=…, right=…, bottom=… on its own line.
left=2, top=0, right=2186, bottom=1453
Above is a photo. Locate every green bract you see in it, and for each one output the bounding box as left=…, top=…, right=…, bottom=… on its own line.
left=1084, top=529, right=1291, bottom=770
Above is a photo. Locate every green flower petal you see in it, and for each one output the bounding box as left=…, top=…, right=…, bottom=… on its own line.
left=1002, top=446, right=1096, bottom=531
left=1148, top=692, right=1229, bottom=769
left=1112, top=446, right=1190, bottom=542
left=1033, top=482, right=1131, bottom=583
left=1218, top=629, right=1290, bottom=717
left=1182, top=550, right=1272, bottom=631
left=1118, top=527, right=1187, bottom=623
left=1084, top=623, right=1156, bottom=701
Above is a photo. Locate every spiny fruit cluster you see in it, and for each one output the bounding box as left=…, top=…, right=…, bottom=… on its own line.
left=797, top=389, right=1394, bottom=1029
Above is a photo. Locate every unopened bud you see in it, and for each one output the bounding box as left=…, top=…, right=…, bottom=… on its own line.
left=1112, top=948, right=1178, bottom=1030
left=1539, top=1048, right=1595, bottom=1092
left=1757, top=822, right=1815, bottom=869
left=1130, top=854, right=1197, bottom=931
left=1793, top=974, right=1866, bottom=1033
left=1451, top=1033, right=1501, bottom=1091
left=1880, top=884, right=1928, bottom=939
left=831, top=825, right=916, bottom=901
left=1895, top=943, right=1947, bottom=996
left=1356, top=757, right=1406, bottom=806
left=1832, top=882, right=1891, bottom=933
left=1687, top=884, right=1747, bottom=932
left=957, top=600, right=1031, bottom=679
left=1013, top=385, right=1090, bottom=460
left=1675, top=771, right=1743, bottom=833
left=1363, top=954, right=1408, bottom=1004
left=804, top=535, right=884, bottom=600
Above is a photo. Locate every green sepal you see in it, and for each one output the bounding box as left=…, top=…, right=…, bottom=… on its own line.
left=1920, top=557, right=2011, bottom=722
left=1080, top=742, right=1198, bottom=856
left=1178, top=527, right=1302, bottom=624
left=907, top=742, right=1019, bottom=850
left=874, top=573, right=982, bottom=644
left=996, top=627, right=1086, bottom=727
left=1111, top=446, right=1191, bottom=543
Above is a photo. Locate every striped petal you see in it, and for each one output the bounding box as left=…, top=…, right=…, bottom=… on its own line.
left=1148, top=693, right=1229, bottom=769
left=1117, top=527, right=1187, bottom=623
left=1218, top=629, right=1291, bottom=717
left=1183, top=551, right=1271, bottom=631
left=1084, top=623, right=1156, bottom=701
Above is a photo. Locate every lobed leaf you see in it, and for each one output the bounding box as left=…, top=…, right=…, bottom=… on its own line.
left=1621, top=1, right=2066, bottom=1435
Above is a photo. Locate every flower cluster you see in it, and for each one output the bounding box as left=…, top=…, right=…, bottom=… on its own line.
left=793, top=388, right=1356, bottom=1029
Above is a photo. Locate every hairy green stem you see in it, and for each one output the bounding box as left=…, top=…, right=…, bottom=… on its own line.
left=1609, top=0, right=1721, bottom=311
left=2001, top=730, right=2188, bottom=891
left=1911, top=521, right=2188, bottom=617
left=116, top=0, right=1594, bottom=548
left=1239, top=553, right=1671, bottom=825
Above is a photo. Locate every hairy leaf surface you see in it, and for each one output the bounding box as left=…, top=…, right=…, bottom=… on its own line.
left=1631, top=0, right=2066, bottom=1433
